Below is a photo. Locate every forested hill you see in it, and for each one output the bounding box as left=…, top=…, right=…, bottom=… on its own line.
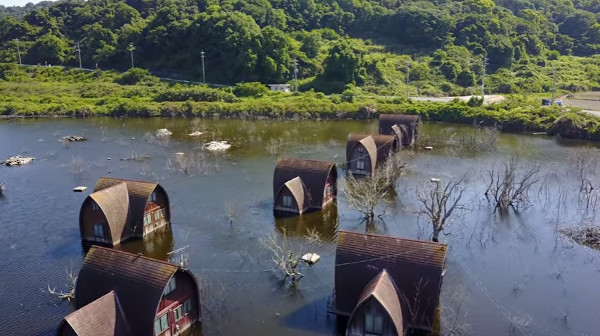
left=0, top=0, right=599, bottom=94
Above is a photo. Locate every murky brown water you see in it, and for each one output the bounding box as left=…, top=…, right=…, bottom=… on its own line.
left=1, top=118, right=599, bottom=336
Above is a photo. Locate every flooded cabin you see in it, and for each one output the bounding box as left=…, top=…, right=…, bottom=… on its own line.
left=346, top=134, right=398, bottom=177
left=79, top=177, right=171, bottom=246
left=273, top=158, right=337, bottom=215
left=61, top=246, right=201, bottom=336
left=378, top=114, right=420, bottom=147
left=346, top=270, right=403, bottom=336
left=56, top=291, right=132, bottom=336
left=333, top=231, right=447, bottom=335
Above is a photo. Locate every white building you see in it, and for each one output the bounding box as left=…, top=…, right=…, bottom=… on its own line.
left=268, top=84, right=291, bottom=93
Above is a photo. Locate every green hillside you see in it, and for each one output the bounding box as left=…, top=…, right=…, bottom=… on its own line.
left=0, top=0, right=599, bottom=95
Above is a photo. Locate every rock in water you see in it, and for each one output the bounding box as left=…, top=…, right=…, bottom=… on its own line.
left=1, top=155, right=34, bottom=166
left=205, top=141, right=231, bottom=151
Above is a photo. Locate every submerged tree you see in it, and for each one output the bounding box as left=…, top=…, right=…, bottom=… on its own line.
left=344, top=151, right=410, bottom=222
left=484, top=158, right=540, bottom=212
left=416, top=176, right=467, bottom=242
left=261, top=228, right=322, bottom=285
left=569, top=146, right=600, bottom=194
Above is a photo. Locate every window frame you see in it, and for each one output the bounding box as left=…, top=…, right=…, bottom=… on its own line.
left=173, top=305, right=184, bottom=322
left=93, top=224, right=104, bottom=238
left=163, top=276, right=176, bottom=296
left=364, top=313, right=383, bottom=335
left=91, top=201, right=99, bottom=211
left=282, top=195, right=292, bottom=208
left=183, top=298, right=195, bottom=314
left=154, top=313, right=169, bottom=335
left=357, top=160, right=365, bottom=170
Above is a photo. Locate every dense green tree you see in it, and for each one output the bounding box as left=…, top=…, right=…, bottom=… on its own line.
left=24, top=32, right=70, bottom=65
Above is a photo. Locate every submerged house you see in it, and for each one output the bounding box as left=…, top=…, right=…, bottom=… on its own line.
left=79, top=177, right=171, bottom=246
left=333, top=231, right=447, bottom=335
left=378, top=114, right=420, bottom=147
left=57, top=246, right=201, bottom=336
left=273, top=158, right=337, bottom=215
left=346, top=134, right=398, bottom=177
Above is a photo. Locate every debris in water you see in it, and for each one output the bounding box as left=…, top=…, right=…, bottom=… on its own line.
left=73, top=186, right=87, bottom=192
left=188, top=131, right=204, bottom=136
left=430, top=178, right=441, bottom=183
left=301, top=253, right=321, bottom=265
left=205, top=141, right=231, bottom=151
left=0, top=183, right=5, bottom=196
left=156, top=128, right=172, bottom=138
left=560, top=226, right=600, bottom=250
left=425, top=146, right=433, bottom=150
left=60, top=135, right=87, bottom=142
left=2, top=155, right=34, bottom=166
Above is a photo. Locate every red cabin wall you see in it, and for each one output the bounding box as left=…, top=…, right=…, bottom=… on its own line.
left=143, top=187, right=170, bottom=237
left=156, top=272, right=200, bottom=336
left=79, top=198, right=116, bottom=245
left=322, top=171, right=337, bottom=207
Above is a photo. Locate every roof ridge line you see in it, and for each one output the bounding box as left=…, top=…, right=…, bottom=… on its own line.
left=90, top=245, right=180, bottom=269
left=338, top=230, right=448, bottom=247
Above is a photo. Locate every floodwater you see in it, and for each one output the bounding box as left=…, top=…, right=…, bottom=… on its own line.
left=0, top=118, right=599, bottom=336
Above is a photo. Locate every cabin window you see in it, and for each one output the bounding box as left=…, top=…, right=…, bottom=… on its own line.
left=154, top=313, right=169, bottom=335
left=183, top=298, right=195, bottom=314
left=93, top=224, right=104, bottom=238
left=91, top=201, right=99, bottom=211
left=164, top=276, right=176, bottom=296
left=358, top=145, right=364, bottom=153
left=357, top=160, right=365, bottom=170
left=156, top=209, right=165, bottom=220
left=150, top=191, right=157, bottom=202
left=174, top=305, right=184, bottom=321
left=283, top=195, right=292, bottom=208
left=364, top=313, right=383, bottom=335
left=144, top=213, right=153, bottom=226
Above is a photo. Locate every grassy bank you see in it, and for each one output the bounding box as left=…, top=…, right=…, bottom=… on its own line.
left=1, top=64, right=600, bottom=142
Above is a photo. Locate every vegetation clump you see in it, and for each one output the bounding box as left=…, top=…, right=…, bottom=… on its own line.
left=560, top=226, right=600, bottom=251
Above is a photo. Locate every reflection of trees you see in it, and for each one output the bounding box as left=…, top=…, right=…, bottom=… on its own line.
left=274, top=204, right=339, bottom=242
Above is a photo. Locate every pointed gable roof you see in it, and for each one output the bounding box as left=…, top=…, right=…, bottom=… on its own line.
left=283, top=176, right=308, bottom=213
left=335, top=231, right=447, bottom=331
left=349, top=270, right=404, bottom=336
left=58, top=291, right=132, bottom=336
left=75, top=246, right=181, bottom=335
left=87, top=183, right=130, bottom=243
left=273, top=158, right=337, bottom=209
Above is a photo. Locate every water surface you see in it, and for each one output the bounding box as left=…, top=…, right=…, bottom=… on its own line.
left=0, top=118, right=598, bottom=336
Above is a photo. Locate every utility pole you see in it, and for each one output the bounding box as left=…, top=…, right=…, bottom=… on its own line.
left=406, top=62, right=411, bottom=100
left=481, top=53, right=488, bottom=98
left=551, top=64, right=556, bottom=103
left=127, top=43, right=135, bottom=69
left=293, top=58, right=299, bottom=92
left=201, top=50, right=205, bottom=84
left=76, top=42, right=82, bottom=69
left=15, top=39, right=22, bottom=65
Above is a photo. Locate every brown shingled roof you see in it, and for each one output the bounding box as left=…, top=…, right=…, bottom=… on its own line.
left=58, top=290, right=132, bottom=336
left=346, top=134, right=398, bottom=167
left=75, top=246, right=181, bottom=335
left=379, top=114, right=420, bottom=146
left=273, top=158, right=337, bottom=209
left=94, top=177, right=169, bottom=234
left=335, top=231, right=447, bottom=332
left=349, top=270, right=404, bottom=336
left=88, top=183, right=130, bottom=244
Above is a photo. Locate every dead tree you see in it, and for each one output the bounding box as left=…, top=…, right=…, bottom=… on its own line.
left=43, top=265, right=77, bottom=301
left=569, top=147, right=599, bottom=194
left=344, top=152, right=410, bottom=222
left=416, top=176, right=467, bottom=242
left=260, top=228, right=322, bottom=285
left=484, top=158, right=540, bottom=212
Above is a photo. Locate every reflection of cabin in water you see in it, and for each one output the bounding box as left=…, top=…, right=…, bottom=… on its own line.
left=346, top=134, right=398, bottom=177
left=332, top=231, right=447, bottom=336
left=56, top=246, right=201, bottom=336
left=273, top=158, right=337, bottom=215
left=378, top=114, right=420, bottom=147
left=79, top=177, right=171, bottom=246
